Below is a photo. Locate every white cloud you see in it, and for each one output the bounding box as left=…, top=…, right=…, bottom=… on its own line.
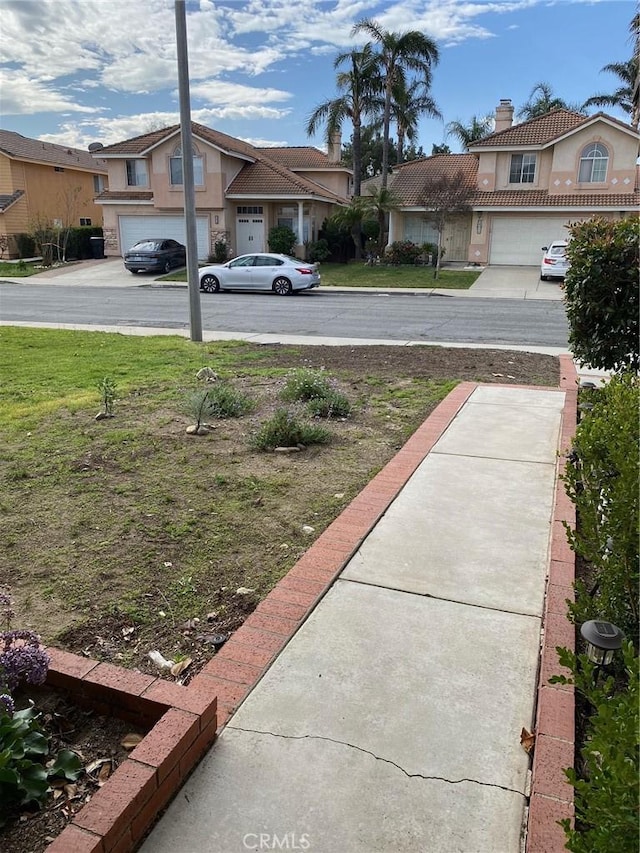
left=0, top=69, right=99, bottom=116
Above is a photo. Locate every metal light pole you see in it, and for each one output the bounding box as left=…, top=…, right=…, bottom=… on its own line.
left=175, top=0, right=202, bottom=342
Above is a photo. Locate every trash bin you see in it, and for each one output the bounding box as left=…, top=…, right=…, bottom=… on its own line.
left=90, top=236, right=105, bottom=259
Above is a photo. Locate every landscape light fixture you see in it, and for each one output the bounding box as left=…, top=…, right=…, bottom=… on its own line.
left=580, top=619, right=623, bottom=666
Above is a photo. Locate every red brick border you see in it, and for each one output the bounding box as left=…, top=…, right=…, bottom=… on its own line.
left=526, top=353, right=578, bottom=852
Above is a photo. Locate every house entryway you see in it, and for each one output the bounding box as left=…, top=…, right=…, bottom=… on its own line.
left=236, top=216, right=265, bottom=255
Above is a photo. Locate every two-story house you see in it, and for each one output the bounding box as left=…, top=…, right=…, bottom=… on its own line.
left=386, top=100, right=640, bottom=266
left=0, top=130, right=108, bottom=258
left=92, top=123, right=351, bottom=259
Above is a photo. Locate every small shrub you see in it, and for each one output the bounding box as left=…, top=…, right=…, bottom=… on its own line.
left=250, top=408, right=331, bottom=451
left=562, top=373, right=639, bottom=640
left=209, top=241, right=228, bottom=264
left=280, top=369, right=331, bottom=403
left=552, top=643, right=639, bottom=853
left=184, top=385, right=253, bottom=424
left=98, top=376, right=117, bottom=417
left=267, top=226, right=297, bottom=255
left=384, top=240, right=422, bottom=265
left=307, top=390, right=352, bottom=419
left=564, top=217, right=639, bottom=372
left=307, top=239, right=330, bottom=263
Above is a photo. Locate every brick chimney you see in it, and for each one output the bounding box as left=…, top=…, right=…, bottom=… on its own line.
left=328, top=131, right=342, bottom=162
left=494, top=99, right=514, bottom=132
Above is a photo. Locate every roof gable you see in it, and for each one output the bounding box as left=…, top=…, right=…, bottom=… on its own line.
left=470, top=109, right=639, bottom=150
left=387, top=154, right=478, bottom=205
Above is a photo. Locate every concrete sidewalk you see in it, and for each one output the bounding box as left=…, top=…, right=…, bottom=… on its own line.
left=140, top=382, right=567, bottom=853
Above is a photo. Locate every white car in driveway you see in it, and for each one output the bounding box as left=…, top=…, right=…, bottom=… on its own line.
left=199, top=253, right=321, bottom=295
left=540, top=240, right=569, bottom=281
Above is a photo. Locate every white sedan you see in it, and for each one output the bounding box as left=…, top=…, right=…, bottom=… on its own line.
left=199, top=253, right=321, bottom=295
left=540, top=240, right=569, bottom=281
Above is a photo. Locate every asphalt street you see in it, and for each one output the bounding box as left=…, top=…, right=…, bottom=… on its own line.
left=0, top=282, right=569, bottom=348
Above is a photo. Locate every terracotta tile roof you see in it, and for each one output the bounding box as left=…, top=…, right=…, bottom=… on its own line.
left=97, top=123, right=348, bottom=204
left=387, top=154, right=479, bottom=205
left=471, top=189, right=640, bottom=207
left=0, top=130, right=106, bottom=172
left=256, top=146, right=340, bottom=168
left=0, top=189, right=25, bottom=212
left=98, top=190, right=153, bottom=201
left=472, top=109, right=603, bottom=148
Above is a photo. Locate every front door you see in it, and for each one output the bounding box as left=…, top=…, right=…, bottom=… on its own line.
left=236, top=217, right=265, bottom=255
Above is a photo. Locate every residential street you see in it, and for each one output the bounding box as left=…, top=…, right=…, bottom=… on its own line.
left=0, top=282, right=569, bottom=349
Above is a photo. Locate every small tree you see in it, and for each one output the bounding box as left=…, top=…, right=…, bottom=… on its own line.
left=419, top=170, right=473, bottom=278
left=564, top=217, right=639, bottom=372
left=267, top=226, right=297, bottom=255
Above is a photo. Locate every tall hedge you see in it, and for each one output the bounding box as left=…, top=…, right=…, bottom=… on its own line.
left=564, top=217, right=639, bottom=372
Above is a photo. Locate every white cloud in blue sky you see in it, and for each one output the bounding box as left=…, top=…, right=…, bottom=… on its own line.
left=0, top=0, right=634, bottom=152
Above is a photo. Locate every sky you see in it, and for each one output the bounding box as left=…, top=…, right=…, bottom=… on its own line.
left=0, top=0, right=636, bottom=156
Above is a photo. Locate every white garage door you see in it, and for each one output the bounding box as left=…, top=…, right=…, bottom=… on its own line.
left=119, top=216, right=209, bottom=260
left=489, top=215, right=582, bottom=265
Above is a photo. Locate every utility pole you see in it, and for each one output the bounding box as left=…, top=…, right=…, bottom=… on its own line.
left=175, top=0, right=202, bottom=342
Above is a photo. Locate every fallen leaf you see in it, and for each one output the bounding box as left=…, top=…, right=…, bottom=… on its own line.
left=86, top=758, right=111, bottom=775
left=171, top=657, right=192, bottom=677
left=235, top=586, right=255, bottom=595
left=98, top=762, right=112, bottom=785
left=520, top=727, right=535, bottom=754
left=121, top=733, right=144, bottom=750
left=64, top=783, right=78, bottom=799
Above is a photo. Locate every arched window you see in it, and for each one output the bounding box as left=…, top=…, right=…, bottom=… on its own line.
left=170, top=144, right=204, bottom=186
left=578, top=143, right=608, bottom=183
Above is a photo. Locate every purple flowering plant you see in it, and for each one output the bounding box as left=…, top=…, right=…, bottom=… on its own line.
left=0, top=589, right=50, bottom=716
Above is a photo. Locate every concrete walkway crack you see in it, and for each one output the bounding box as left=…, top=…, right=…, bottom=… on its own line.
left=228, top=725, right=523, bottom=796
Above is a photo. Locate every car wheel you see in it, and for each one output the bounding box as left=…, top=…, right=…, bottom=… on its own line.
left=272, top=276, right=293, bottom=296
left=163, top=260, right=172, bottom=273
left=540, top=274, right=547, bottom=281
left=129, top=269, right=139, bottom=274
left=201, top=274, right=220, bottom=293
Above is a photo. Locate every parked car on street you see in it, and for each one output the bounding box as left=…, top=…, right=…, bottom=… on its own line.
left=199, top=253, right=321, bottom=295
left=540, top=240, right=569, bottom=281
left=124, top=239, right=186, bottom=274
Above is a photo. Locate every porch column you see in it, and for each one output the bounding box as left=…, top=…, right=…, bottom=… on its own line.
left=387, top=211, right=397, bottom=247
left=297, top=201, right=304, bottom=245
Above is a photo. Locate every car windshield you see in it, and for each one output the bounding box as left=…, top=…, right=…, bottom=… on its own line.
left=131, top=241, right=160, bottom=251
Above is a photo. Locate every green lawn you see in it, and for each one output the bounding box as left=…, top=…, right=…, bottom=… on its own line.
left=0, top=260, right=44, bottom=277
left=163, top=262, right=481, bottom=289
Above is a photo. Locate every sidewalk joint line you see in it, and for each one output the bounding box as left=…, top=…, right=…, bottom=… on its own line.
left=228, top=725, right=524, bottom=796
left=337, top=577, right=542, bottom=620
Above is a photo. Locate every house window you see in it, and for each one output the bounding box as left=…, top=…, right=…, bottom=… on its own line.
left=79, top=218, right=92, bottom=226
left=126, top=159, right=148, bottom=187
left=578, top=143, right=608, bottom=182
left=93, top=175, right=105, bottom=193
left=236, top=206, right=263, bottom=215
left=169, top=145, right=203, bottom=186
left=509, top=153, right=536, bottom=183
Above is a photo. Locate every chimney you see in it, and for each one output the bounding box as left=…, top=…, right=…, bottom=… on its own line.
left=328, top=131, right=342, bottom=162
left=494, top=99, right=514, bottom=132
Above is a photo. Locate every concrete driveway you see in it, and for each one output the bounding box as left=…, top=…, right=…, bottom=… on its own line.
left=469, top=265, right=563, bottom=300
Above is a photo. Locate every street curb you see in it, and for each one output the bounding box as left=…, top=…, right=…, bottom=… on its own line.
left=526, top=352, right=578, bottom=852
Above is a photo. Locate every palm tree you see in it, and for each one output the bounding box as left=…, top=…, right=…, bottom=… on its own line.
left=518, top=82, right=583, bottom=120
left=445, top=115, right=493, bottom=151
left=352, top=18, right=439, bottom=189
left=306, top=46, right=378, bottom=197
left=387, top=79, right=441, bottom=162
left=363, top=185, right=401, bottom=255
left=582, top=57, right=639, bottom=128
left=330, top=196, right=371, bottom=260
